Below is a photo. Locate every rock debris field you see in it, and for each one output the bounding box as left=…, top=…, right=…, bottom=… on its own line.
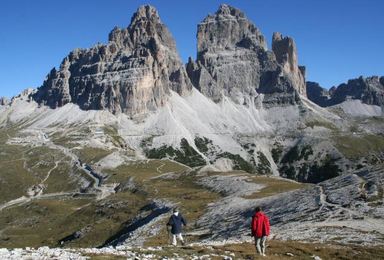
left=0, top=245, right=237, bottom=260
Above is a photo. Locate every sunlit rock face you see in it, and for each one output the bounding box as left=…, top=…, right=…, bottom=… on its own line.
left=186, top=4, right=306, bottom=107
left=33, top=5, right=192, bottom=118
left=272, top=32, right=306, bottom=97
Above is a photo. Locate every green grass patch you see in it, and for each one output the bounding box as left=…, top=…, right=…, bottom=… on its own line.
left=0, top=143, right=66, bottom=203
left=306, top=120, right=336, bottom=130
left=44, top=162, right=92, bottom=194
left=244, top=176, right=309, bottom=199
left=103, top=126, right=127, bottom=149
left=0, top=197, right=93, bottom=248
left=104, top=160, right=188, bottom=185
left=333, top=133, right=384, bottom=161
left=74, top=147, right=114, bottom=165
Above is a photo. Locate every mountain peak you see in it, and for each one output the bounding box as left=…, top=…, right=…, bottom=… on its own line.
left=130, top=5, right=160, bottom=25
left=188, top=5, right=307, bottom=104
left=198, top=5, right=267, bottom=54
left=33, top=4, right=191, bottom=117
left=215, top=4, right=246, bottom=18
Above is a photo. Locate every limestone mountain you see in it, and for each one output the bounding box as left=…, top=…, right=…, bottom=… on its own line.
left=1, top=3, right=384, bottom=255
left=32, top=5, right=192, bottom=118
left=186, top=4, right=306, bottom=106
left=3, top=4, right=382, bottom=184
left=307, top=76, right=384, bottom=109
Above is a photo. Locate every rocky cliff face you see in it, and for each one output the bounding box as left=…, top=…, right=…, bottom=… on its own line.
left=332, top=76, right=384, bottom=106
left=33, top=5, right=192, bottom=118
left=186, top=4, right=306, bottom=106
left=306, top=81, right=331, bottom=107
left=307, top=76, right=384, bottom=107
left=272, top=32, right=306, bottom=96
left=32, top=4, right=308, bottom=115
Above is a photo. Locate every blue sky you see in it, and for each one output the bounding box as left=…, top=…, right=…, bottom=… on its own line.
left=0, top=0, right=383, bottom=98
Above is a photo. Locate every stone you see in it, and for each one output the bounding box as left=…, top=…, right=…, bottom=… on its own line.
left=33, top=5, right=192, bottom=118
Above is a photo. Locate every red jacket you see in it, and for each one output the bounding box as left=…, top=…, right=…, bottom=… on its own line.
left=251, top=212, right=270, bottom=237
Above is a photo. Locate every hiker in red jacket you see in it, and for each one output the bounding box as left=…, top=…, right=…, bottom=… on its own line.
left=251, top=206, right=270, bottom=256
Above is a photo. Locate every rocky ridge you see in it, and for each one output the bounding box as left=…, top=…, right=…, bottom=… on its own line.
left=192, top=166, right=384, bottom=245
left=32, top=4, right=308, bottom=117
left=2, top=5, right=383, bottom=183
left=331, top=76, right=384, bottom=106
left=187, top=4, right=306, bottom=106
left=307, top=76, right=384, bottom=108
left=1, top=4, right=384, bottom=259
left=32, top=5, right=192, bottom=118
left=306, top=81, right=332, bottom=107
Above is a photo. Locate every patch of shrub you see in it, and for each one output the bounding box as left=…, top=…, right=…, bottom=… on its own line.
left=280, top=165, right=296, bottom=180
left=272, top=147, right=282, bottom=163
left=281, top=145, right=314, bottom=164
left=281, top=146, right=300, bottom=164
left=217, top=152, right=256, bottom=173
left=194, top=137, right=212, bottom=153
left=308, top=156, right=341, bottom=183
left=146, top=138, right=206, bottom=167
left=257, top=151, right=272, bottom=175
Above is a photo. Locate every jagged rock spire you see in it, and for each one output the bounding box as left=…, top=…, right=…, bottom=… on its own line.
left=272, top=32, right=306, bottom=96
left=33, top=5, right=192, bottom=118
left=187, top=4, right=306, bottom=106
left=197, top=4, right=267, bottom=55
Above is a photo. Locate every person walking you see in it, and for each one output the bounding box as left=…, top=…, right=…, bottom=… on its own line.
left=251, top=206, right=270, bottom=257
left=167, top=208, right=187, bottom=246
